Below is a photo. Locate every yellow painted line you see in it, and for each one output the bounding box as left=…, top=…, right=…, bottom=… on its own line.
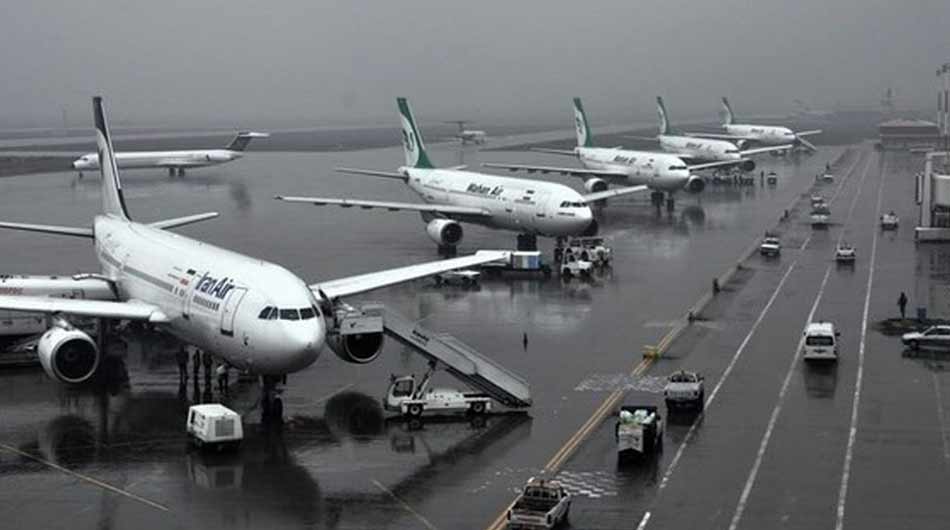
left=372, top=478, right=438, bottom=530
left=0, top=442, right=169, bottom=512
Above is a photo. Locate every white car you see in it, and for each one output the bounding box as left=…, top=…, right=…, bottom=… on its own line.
left=663, top=371, right=704, bottom=411
left=760, top=236, right=781, bottom=257
left=901, top=325, right=950, bottom=350
left=560, top=255, right=593, bottom=278
left=881, top=211, right=899, bottom=230
left=433, top=269, right=480, bottom=287
left=835, top=243, right=856, bottom=263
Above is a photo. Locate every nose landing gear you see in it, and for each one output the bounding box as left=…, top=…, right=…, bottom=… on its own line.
left=261, top=374, right=285, bottom=425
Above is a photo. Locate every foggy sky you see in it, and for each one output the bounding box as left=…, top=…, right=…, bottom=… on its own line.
left=1, top=0, right=947, bottom=128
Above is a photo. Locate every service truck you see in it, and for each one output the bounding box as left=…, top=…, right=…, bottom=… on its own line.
left=615, top=405, right=663, bottom=459
left=507, top=478, right=571, bottom=529
left=186, top=404, right=243, bottom=451
left=384, top=369, right=492, bottom=418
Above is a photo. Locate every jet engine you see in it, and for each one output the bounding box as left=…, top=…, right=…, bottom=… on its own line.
left=37, top=325, right=100, bottom=384
left=740, top=159, right=755, bottom=172
left=584, top=178, right=608, bottom=193
left=684, top=175, right=706, bottom=193
left=425, top=219, right=463, bottom=246
left=327, top=332, right=384, bottom=364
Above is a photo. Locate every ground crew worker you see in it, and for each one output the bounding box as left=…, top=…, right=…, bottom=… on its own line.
left=203, top=351, right=213, bottom=386
left=192, top=347, right=200, bottom=382
left=898, top=292, right=908, bottom=319
left=216, top=364, right=228, bottom=395
left=176, top=345, right=188, bottom=385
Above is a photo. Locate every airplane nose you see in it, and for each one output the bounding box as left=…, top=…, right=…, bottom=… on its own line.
left=281, top=319, right=325, bottom=372
left=579, top=208, right=598, bottom=236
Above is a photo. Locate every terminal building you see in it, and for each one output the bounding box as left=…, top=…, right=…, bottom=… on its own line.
left=879, top=119, right=940, bottom=151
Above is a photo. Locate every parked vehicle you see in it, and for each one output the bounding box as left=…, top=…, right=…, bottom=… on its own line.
left=664, top=371, right=705, bottom=411
left=560, top=254, right=593, bottom=278
left=507, top=478, right=571, bottom=530
left=186, top=404, right=243, bottom=451
left=433, top=269, right=480, bottom=287
left=384, top=372, right=491, bottom=418
left=562, top=236, right=612, bottom=266
left=901, top=325, right=950, bottom=350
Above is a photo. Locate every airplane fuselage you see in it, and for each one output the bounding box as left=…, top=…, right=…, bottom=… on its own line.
left=93, top=214, right=324, bottom=375
left=73, top=150, right=242, bottom=171
left=403, top=167, right=593, bottom=236
left=575, top=147, right=692, bottom=192
left=658, top=135, right=741, bottom=163
left=723, top=124, right=796, bottom=145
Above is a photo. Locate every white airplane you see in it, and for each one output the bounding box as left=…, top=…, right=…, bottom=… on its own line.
left=72, top=131, right=269, bottom=177
left=446, top=120, right=487, bottom=145
left=630, top=97, right=793, bottom=171
left=685, top=97, right=822, bottom=152
left=483, top=98, right=748, bottom=210
left=277, top=98, right=649, bottom=252
left=0, top=96, right=505, bottom=420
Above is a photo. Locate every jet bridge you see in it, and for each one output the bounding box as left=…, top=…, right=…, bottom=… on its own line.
left=333, top=303, right=531, bottom=408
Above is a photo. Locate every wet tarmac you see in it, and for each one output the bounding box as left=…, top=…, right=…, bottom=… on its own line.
left=1, top=128, right=930, bottom=529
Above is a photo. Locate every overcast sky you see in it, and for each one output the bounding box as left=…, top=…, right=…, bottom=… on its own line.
left=1, top=0, right=947, bottom=128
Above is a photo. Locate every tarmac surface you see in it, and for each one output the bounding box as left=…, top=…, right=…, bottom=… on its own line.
left=0, top=127, right=940, bottom=529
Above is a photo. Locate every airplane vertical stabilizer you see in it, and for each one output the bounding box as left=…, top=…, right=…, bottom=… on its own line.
left=721, top=97, right=735, bottom=126
left=572, top=97, right=594, bottom=148
left=93, top=96, right=130, bottom=220
left=656, top=96, right=672, bottom=135
left=396, top=97, right=435, bottom=169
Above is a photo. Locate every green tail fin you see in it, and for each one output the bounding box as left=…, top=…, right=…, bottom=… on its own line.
left=396, top=98, right=435, bottom=169
left=572, top=97, right=594, bottom=148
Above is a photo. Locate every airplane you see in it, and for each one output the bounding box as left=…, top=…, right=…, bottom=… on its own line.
left=276, top=98, right=650, bottom=253
left=445, top=120, right=487, bottom=145
left=0, top=96, right=507, bottom=421
left=482, top=98, right=750, bottom=211
left=71, top=130, right=270, bottom=177
left=684, top=97, right=822, bottom=152
left=628, top=97, right=793, bottom=171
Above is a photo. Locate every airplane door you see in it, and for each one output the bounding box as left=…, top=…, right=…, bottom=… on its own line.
left=220, top=287, right=247, bottom=337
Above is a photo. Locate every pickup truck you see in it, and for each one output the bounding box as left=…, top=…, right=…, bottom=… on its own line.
left=616, top=405, right=663, bottom=460
left=384, top=372, right=491, bottom=418
left=433, top=269, right=480, bottom=287
left=664, top=371, right=705, bottom=411
left=560, top=254, right=593, bottom=278
left=507, top=478, right=571, bottom=529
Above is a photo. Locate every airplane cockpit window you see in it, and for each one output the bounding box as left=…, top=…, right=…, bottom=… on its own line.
left=299, top=307, right=316, bottom=320
left=726, top=149, right=740, bottom=154
left=258, top=306, right=273, bottom=319
left=669, top=165, right=688, bottom=171
left=279, top=308, right=300, bottom=321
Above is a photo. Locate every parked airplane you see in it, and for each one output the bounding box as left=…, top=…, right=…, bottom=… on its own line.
left=685, top=97, right=822, bottom=152
left=446, top=120, right=487, bottom=145
left=277, top=98, right=648, bottom=253
left=0, top=96, right=504, bottom=421
left=482, top=98, right=747, bottom=210
left=630, top=97, right=793, bottom=171
left=72, top=131, right=269, bottom=177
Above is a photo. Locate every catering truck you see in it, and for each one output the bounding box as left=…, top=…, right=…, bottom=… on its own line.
left=615, top=405, right=663, bottom=459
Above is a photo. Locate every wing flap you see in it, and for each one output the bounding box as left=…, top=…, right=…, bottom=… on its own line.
left=0, top=295, right=169, bottom=322
left=313, top=250, right=509, bottom=299
left=275, top=196, right=490, bottom=216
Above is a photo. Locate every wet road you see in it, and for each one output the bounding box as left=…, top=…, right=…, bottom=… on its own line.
left=0, top=130, right=880, bottom=529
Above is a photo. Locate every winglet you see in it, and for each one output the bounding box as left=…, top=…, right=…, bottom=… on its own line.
left=93, top=96, right=130, bottom=220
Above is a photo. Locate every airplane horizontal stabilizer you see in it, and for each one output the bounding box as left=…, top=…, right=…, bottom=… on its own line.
left=0, top=221, right=93, bottom=238
left=335, top=167, right=408, bottom=180
left=149, top=212, right=219, bottom=230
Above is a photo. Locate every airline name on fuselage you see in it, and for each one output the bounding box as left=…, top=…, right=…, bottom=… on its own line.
left=612, top=155, right=639, bottom=165
left=195, top=272, right=236, bottom=299
left=467, top=183, right=504, bottom=196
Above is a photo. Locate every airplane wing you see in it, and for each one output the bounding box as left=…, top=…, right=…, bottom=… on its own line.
left=0, top=296, right=169, bottom=322
left=739, top=144, right=795, bottom=156
left=622, top=135, right=660, bottom=142
left=796, top=135, right=818, bottom=152
left=313, top=250, right=508, bottom=299
left=275, top=196, right=491, bottom=217
left=482, top=163, right=629, bottom=183
left=154, top=158, right=207, bottom=168
left=581, top=185, right=649, bottom=203
left=531, top=148, right=578, bottom=156
left=687, top=159, right=755, bottom=171
left=685, top=132, right=758, bottom=141
left=796, top=130, right=823, bottom=137
left=336, top=167, right=409, bottom=181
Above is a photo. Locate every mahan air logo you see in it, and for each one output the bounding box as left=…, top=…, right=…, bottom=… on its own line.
left=402, top=129, right=416, bottom=153
left=575, top=116, right=585, bottom=138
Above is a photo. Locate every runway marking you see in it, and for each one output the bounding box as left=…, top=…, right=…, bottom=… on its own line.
left=312, top=382, right=355, bottom=404
left=372, top=478, right=438, bottom=530
left=834, top=152, right=886, bottom=530
left=0, top=442, right=169, bottom=512
left=729, top=152, right=874, bottom=530
left=931, top=373, right=950, bottom=464
left=636, top=511, right=652, bottom=530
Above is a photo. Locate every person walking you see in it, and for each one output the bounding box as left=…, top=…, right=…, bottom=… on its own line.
left=216, top=364, right=228, bottom=395
left=898, top=292, right=908, bottom=319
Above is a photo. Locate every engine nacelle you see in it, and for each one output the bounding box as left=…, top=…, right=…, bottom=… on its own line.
left=425, top=219, right=463, bottom=246
left=584, top=178, right=608, bottom=193
left=685, top=175, right=706, bottom=193
left=327, top=332, right=384, bottom=364
left=38, top=326, right=100, bottom=384
left=740, top=159, right=756, bottom=172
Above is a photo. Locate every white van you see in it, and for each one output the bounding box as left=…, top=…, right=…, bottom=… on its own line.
left=802, top=322, right=839, bottom=362
left=187, top=404, right=243, bottom=450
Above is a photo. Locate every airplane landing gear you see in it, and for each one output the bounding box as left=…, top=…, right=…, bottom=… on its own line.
left=177, top=168, right=186, bottom=177
left=168, top=168, right=176, bottom=177
left=437, top=244, right=458, bottom=257
left=516, top=233, right=538, bottom=251
left=261, top=375, right=285, bottom=425
left=666, top=196, right=675, bottom=212
left=650, top=191, right=665, bottom=208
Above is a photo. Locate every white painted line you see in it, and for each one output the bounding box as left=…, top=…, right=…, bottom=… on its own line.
left=0, top=442, right=169, bottom=512
left=636, top=511, right=652, bottom=530
left=931, top=373, right=950, bottom=463
left=727, top=266, right=831, bottom=530
left=372, top=478, right=438, bottom=530
left=834, top=153, right=886, bottom=530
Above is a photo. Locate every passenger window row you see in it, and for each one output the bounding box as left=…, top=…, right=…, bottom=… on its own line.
left=257, top=305, right=319, bottom=321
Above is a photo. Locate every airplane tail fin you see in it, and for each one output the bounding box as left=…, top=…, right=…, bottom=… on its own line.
left=656, top=96, right=672, bottom=135
left=93, top=96, right=130, bottom=220
left=721, top=97, right=735, bottom=126
left=226, top=131, right=269, bottom=152
left=396, top=98, right=435, bottom=169
left=572, top=97, right=594, bottom=148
